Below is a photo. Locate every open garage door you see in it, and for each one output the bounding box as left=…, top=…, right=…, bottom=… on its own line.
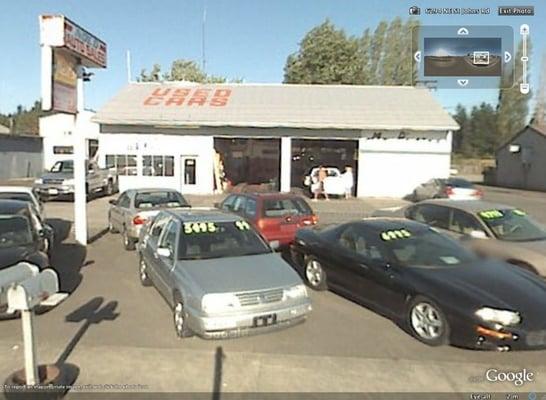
left=214, top=138, right=280, bottom=189
left=291, top=139, right=358, bottom=192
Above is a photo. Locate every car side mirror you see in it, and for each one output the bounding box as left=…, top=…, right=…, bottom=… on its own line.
left=109, top=199, right=117, bottom=205
left=157, top=247, right=172, bottom=258
left=468, top=230, right=488, bottom=240
left=269, top=240, right=280, bottom=251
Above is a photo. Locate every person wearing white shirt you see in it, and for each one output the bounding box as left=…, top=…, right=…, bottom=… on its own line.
left=341, top=166, right=354, bottom=199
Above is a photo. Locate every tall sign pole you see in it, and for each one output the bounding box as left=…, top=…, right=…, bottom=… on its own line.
left=39, top=15, right=107, bottom=246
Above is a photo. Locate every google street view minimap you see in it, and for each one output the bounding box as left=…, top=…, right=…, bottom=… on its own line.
left=0, top=0, right=544, bottom=399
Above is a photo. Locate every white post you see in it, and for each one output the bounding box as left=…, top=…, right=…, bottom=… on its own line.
left=21, top=310, right=38, bottom=385
left=280, top=137, right=292, bottom=193
left=40, top=46, right=53, bottom=111
left=74, top=66, right=87, bottom=245
left=357, top=138, right=365, bottom=198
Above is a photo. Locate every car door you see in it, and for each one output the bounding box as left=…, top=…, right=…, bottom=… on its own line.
left=86, top=162, right=101, bottom=191
left=153, top=219, right=180, bottom=300
left=334, top=224, right=407, bottom=315
left=448, top=209, right=488, bottom=239
left=142, top=213, right=170, bottom=285
left=110, top=192, right=129, bottom=231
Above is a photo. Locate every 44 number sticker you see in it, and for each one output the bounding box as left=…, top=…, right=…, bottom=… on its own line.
left=235, top=220, right=251, bottom=231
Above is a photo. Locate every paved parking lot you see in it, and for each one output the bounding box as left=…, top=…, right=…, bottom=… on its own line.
left=1, top=187, right=546, bottom=396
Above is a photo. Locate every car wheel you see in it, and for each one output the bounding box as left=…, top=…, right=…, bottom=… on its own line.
left=173, top=299, right=194, bottom=338
left=105, top=180, right=114, bottom=196
left=139, top=257, right=152, bottom=287
left=304, top=256, right=328, bottom=290
left=122, top=228, right=136, bottom=251
left=407, top=296, right=449, bottom=346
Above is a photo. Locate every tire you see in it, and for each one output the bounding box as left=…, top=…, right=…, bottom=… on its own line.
left=173, top=295, right=194, bottom=338
left=138, top=256, right=152, bottom=287
left=303, top=256, right=328, bottom=290
left=407, top=296, right=450, bottom=346
left=104, top=180, right=114, bottom=196
left=122, top=228, right=136, bottom=251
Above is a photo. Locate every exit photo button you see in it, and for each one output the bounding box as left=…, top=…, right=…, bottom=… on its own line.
left=498, top=6, right=534, bottom=16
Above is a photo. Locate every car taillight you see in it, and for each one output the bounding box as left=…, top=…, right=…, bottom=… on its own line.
left=445, top=186, right=454, bottom=196
left=474, top=189, right=483, bottom=197
left=132, top=215, right=147, bottom=225
left=311, top=215, right=318, bottom=225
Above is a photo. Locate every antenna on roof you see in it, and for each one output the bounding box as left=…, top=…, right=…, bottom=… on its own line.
left=202, top=0, right=207, bottom=73
left=126, top=50, right=132, bottom=83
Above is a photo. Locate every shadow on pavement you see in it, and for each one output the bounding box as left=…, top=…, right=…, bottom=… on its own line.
left=45, top=218, right=72, bottom=244
left=212, top=346, right=225, bottom=400
left=49, top=242, right=87, bottom=294
left=56, top=297, right=119, bottom=366
left=89, top=227, right=109, bottom=244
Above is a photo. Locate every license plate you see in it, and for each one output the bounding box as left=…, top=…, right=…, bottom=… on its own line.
left=253, top=314, right=277, bottom=327
left=48, top=189, right=58, bottom=195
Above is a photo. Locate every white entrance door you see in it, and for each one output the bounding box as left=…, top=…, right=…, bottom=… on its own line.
left=180, top=156, right=198, bottom=193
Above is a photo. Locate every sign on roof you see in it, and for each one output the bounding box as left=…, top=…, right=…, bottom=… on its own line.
left=143, top=87, right=232, bottom=107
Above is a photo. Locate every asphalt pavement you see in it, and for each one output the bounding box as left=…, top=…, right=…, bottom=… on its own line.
left=1, top=187, right=545, bottom=396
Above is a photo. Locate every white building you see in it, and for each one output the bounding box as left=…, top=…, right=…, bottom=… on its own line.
left=39, top=110, right=99, bottom=170
left=93, top=83, right=459, bottom=198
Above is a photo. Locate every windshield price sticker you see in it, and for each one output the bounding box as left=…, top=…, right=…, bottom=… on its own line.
left=513, top=209, right=526, bottom=216
left=183, top=222, right=218, bottom=234
left=235, top=220, right=251, bottom=231
left=381, top=229, right=412, bottom=241
left=479, top=210, right=504, bottom=219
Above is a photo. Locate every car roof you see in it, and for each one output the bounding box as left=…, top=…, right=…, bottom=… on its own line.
left=0, top=199, right=32, bottom=213
left=127, top=188, right=182, bottom=193
left=416, top=199, right=514, bottom=213
left=0, top=186, right=34, bottom=194
left=356, top=218, right=430, bottom=233
left=233, top=192, right=305, bottom=199
left=164, top=208, right=241, bottom=223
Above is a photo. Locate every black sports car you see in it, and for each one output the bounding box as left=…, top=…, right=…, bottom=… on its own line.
left=0, top=200, right=51, bottom=272
left=290, top=218, right=546, bottom=350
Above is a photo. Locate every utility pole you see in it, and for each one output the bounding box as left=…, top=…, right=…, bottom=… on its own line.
left=202, top=0, right=207, bottom=73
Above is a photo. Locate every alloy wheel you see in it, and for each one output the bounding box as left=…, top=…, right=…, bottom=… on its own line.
left=410, top=302, right=443, bottom=340
left=305, top=260, right=323, bottom=287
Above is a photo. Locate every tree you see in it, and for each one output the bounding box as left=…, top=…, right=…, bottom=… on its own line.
left=139, top=59, right=239, bottom=83
left=284, top=18, right=419, bottom=85
left=496, top=38, right=532, bottom=145
left=0, top=100, right=47, bottom=135
left=283, top=20, right=365, bottom=84
left=467, top=103, right=498, bottom=156
left=452, top=104, right=469, bottom=154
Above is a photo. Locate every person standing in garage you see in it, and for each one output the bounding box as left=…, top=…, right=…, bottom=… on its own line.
left=342, top=166, right=354, bottom=199
left=313, top=166, right=330, bottom=201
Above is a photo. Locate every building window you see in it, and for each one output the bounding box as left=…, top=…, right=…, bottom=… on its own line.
left=142, top=155, right=174, bottom=177
left=184, top=158, right=196, bottom=185
left=105, top=154, right=137, bottom=176
left=53, top=146, right=73, bottom=154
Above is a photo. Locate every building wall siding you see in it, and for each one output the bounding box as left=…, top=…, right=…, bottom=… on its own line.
left=0, top=135, right=43, bottom=181
left=496, top=128, right=546, bottom=191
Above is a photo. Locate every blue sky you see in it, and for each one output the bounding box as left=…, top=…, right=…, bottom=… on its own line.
left=0, top=0, right=543, bottom=115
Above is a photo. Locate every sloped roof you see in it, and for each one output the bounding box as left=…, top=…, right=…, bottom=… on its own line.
left=496, top=124, right=546, bottom=153
left=94, top=83, right=459, bottom=131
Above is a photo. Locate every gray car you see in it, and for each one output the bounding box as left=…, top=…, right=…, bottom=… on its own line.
left=373, top=199, right=546, bottom=277
left=108, top=188, right=189, bottom=250
left=137, top=208, right=312, bottom=339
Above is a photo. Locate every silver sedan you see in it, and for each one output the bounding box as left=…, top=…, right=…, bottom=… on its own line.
left=137, top=208, right=312, bottom=339
left=108, top=188, right=189, bottom=250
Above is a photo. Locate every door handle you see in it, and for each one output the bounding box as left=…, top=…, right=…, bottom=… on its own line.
left=358, top=263, right=369, bottom=270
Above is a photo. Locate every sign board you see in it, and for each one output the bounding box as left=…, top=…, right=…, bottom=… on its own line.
left=39, top=15, right=107, bottom=68
left=52, top=49, right=78, bottom=113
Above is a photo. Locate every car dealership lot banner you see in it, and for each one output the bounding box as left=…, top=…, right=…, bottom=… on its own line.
left=39, top=14, right=107, bottom=113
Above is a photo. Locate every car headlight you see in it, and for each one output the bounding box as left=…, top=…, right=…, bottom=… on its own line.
left=284, top=284, right=307, bottom=300
left=475, top=307, right=521, bottom=326
left=202, top=293, right=240, bottom=314
left=34, top=178, right=43, bottom=184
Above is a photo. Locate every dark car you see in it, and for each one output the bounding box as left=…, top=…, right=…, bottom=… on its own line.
left=290, top=218, right=546, bottom=350
left=217, top=193, right=317, bottom=248
left=0, top=200, right=52, bottom=272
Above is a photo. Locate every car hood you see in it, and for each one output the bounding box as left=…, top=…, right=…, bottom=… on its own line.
left=41, top=172, right=73, bottom=180
left=0, top=245, right=39, bottom=270
left=409, top=259, right=546, bottom=321
left=176, top=253, right=303, bottom=294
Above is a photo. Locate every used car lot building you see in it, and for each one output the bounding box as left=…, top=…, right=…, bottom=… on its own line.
left=92, top=83, right=458, bottom=198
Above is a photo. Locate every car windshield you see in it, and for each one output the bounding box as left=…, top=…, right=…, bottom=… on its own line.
left=51, top=160, right=74, bottom=173
left=384, top=229, right=477, bottom=267
left=263, top=198, right=313, bottom=217
left=445, top=178, right=474, bottom=188
left=177, top=221, right=271, bottom=260
left=0, top=215, right=33, bottom=248
left=0, top=193, right=32, bottom=203
left=135, top=191, right=189, bottom=209
left=478, top=209, right=546, bottom=242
